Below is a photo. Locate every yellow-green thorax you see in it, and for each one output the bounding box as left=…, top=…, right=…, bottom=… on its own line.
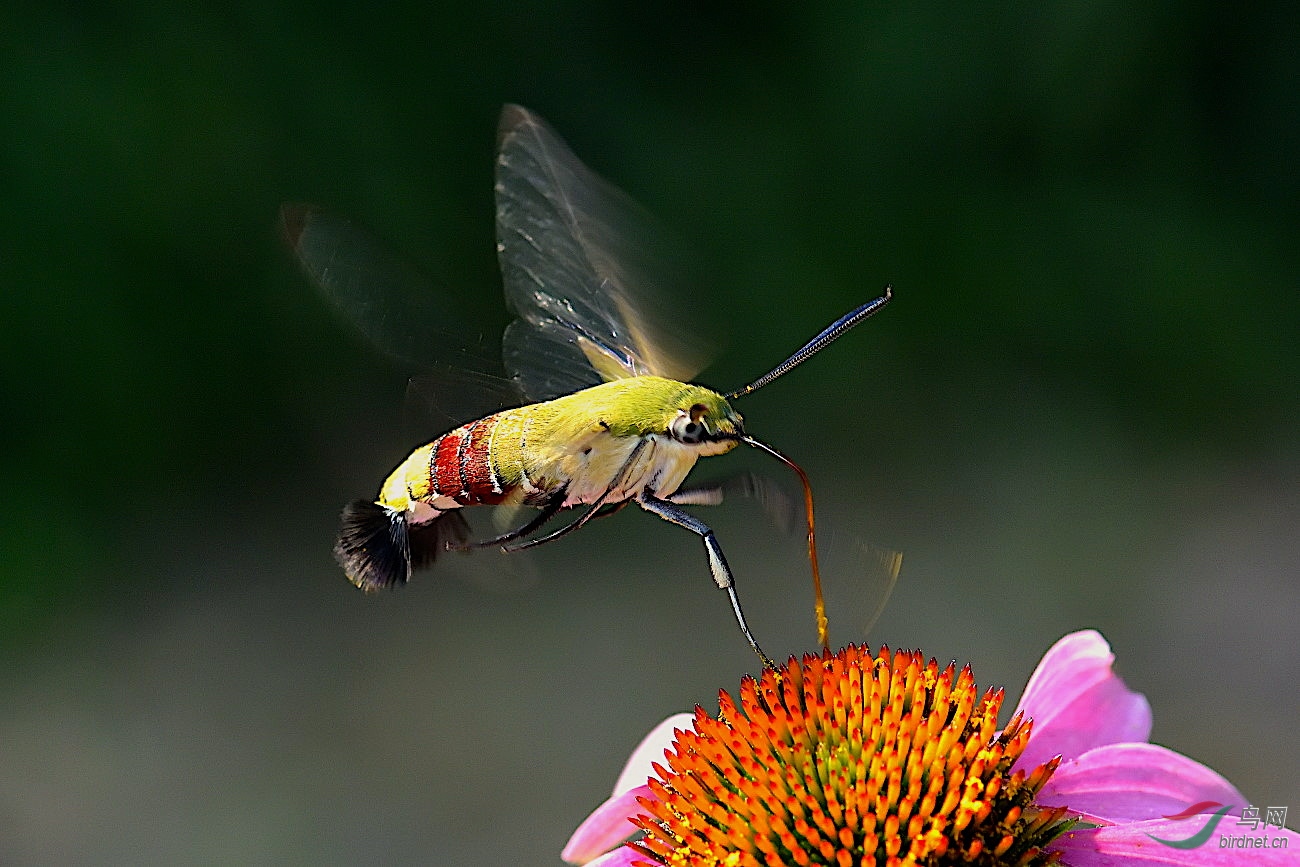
left=378, top=375, right=742, bottom=515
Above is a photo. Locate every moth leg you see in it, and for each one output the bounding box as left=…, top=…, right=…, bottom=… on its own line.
left=637, top=491, right=777, bottom=671
left=586, top=500, right=632, bottom=521
left=500, top=497, right=608, bottom=552
left=488, top=475, right=766, bottom=554
left=665, top=489, right=720, bottom=506
left=454, top=493, right=566, bottom=549
left=503, top=439, right=648, bottom=553
left=668, top=473, right=794, bottom=532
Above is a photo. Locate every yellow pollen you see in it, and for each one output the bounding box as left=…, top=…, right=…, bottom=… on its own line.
left=631, top=645, right=1073, bottom=866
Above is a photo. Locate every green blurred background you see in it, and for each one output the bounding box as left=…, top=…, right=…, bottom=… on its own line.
left=2, top=2, right=1296, bottom=863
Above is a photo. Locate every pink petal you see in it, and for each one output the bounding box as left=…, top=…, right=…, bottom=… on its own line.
left=1038, top=742, right=1247, bottom=823
left=1014, top=630, right=1153, bottom=771
left=561, top=784, right=653, bottom=865
left=564, top=714, right=691, bottom=864
left=584, top=846, right=651, bottom=867
left=612, top=712, right=694, bottom=795
left=1051, top=817, right=1300, bottom=866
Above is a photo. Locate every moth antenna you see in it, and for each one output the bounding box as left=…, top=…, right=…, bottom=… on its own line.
left=334, top=503, right=471, bottom=592
left=727, top=286, right=892, bottom=400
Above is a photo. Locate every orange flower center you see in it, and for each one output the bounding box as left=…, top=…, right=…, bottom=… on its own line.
left=632, top=645, right=1072, bottom=866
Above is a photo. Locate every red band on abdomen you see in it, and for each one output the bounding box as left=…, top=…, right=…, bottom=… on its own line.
left=462, top=415, right=509, bottom=505
left=433, top=427, right=467, bottom=502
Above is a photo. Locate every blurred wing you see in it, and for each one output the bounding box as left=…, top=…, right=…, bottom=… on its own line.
left=283, top=205, right=523, bottom=425
left=822, top=539, right=903, bottom=643
left=283, top=205, right=467, bottom=370
left=403, top=365, right=523, bottom=435
left=494, top=105, right=708, bottom=401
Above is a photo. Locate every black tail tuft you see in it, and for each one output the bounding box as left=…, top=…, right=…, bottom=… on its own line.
left=335, top=500, right=472, bottom=592
left=335, top=500, right=413, bottom=591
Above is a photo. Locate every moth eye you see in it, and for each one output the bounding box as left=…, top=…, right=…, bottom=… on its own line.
left=669, top=413, right=704, bottom=444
